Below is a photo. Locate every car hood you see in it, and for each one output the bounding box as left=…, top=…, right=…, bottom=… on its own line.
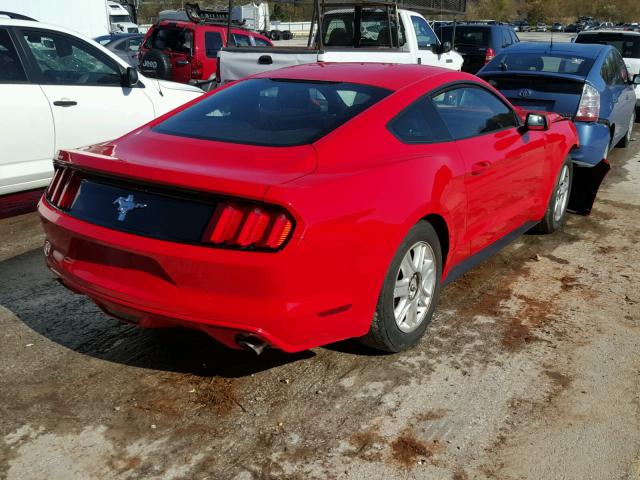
left=62, top=129, right=318, bottom=200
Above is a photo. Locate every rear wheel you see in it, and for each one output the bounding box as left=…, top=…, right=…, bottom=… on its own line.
left=360, top=221, right=442, bottom=353
left=533, top=157, right=572, bottom=234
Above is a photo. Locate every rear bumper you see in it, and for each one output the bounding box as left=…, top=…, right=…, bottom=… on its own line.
left=570, top=121, right=611, bottom=167
left=38, top=199, right=369, bottom=352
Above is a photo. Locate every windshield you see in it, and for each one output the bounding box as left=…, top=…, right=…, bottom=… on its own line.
left=110, top=15, right=131, bottom=23
left=575, top=34, right=640, bottom=58
left=484, top=52, right=595, bottom=75
left=153, top=78, right=391, bottom=147
left=437, top=26, right=490, bottom=47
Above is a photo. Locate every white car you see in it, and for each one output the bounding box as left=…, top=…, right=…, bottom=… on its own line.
left=575, top=30, right=640, bottom=111
left=0, top=17, right=203, bottom=196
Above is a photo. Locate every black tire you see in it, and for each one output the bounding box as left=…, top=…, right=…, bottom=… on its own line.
left=139, top=49, right=172, bottom=80
left=360, top=221, right=442, bottom=353
left=532, top=157, right=573, bottom=234
left=617, top=110, right=635, bottom=148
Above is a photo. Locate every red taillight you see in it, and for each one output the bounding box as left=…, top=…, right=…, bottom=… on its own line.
left=485, top=47, right=496, bottom=64
left=191, top=59, right=203, bottom=79
left=575, top=83, right=600, bottom=122
left=46, top=165, right=81, bottom=210
left=202, top=201, right=294, bottom=250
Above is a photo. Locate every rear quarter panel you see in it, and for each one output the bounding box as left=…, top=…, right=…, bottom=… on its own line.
left=264, top=86, right=469, bottom=333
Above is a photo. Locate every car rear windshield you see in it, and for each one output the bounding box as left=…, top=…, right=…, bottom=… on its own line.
left=153, top=78, right=391, bottom=147
left=575, top=34, right=640, bottom=58
left=143, top=26, right=193, bottom=54
left=437, top=26, right=490, bottom=47
left=484, top=52, right=595, bottom=75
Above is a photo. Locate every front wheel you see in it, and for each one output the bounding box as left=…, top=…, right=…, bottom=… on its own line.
left=360, top=221, right=442, bottom=353
left=533, top=157, right=573, bottom=234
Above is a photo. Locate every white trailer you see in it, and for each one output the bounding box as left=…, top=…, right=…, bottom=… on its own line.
left=0, top=0, right=138, bottom=38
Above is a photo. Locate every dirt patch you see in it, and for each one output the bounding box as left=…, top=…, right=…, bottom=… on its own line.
left=544, top=370, right=572, bottom=389
left=544, top=254, right=570, bottom=265
left=416, top=409, right=448, bottom=422
left=501, top=317, right=537, bottom=351
left=349, top=427, right=384, bottom=461
left=559, top=275, right=583, bottom=291
left=390, top=432, right=438, bottom=468
left=191, top=376, right=245, bottom=415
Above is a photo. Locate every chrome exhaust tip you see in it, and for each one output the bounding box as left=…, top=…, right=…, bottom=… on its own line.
left=236, top=335, right=268, bottom=355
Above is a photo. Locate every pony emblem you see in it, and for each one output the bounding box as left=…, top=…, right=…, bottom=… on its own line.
left=113, top=194, right=147, bottom=221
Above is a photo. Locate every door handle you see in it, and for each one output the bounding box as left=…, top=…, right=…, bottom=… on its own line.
left=175, top=59, right=189, bottom=66
left=471, top=161, right=491, bottom=175
left=258, top=55, right=273, bottom=65
left=53, top=100, right=77, bottom=107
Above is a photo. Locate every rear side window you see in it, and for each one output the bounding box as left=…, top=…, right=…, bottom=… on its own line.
left=233, top=34, right=251, bottom=46
left=144, top=27, right=193, bottom=54
left=153, top=78, right=391, bottom=146
left=0, top=29, right=26, bottom=82
left=388, top=99, right=450, bottom=143
left=205, top=31, right=223, bottom=58
left=431, top=86, right=518, bottom=139
left=254, top=37, right=270, bottom=47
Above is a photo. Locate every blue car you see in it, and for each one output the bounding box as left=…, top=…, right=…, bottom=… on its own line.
left=478, top=42, right=638, bottom=213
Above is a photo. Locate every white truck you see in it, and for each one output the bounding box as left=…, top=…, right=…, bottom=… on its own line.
left=218, top=1, right=464, bottom=84
left=0, top=0, right=139, bottom=38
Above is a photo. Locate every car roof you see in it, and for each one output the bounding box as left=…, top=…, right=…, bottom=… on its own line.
left=577, top=29, right=640, bottom=36
left=500, top=41, right=610, bottom=59
left=155, top=19, right=264, bottom=36
left=253, top=63, right=469, bottom=91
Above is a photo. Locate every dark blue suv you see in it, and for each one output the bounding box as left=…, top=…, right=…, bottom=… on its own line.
left=435, top=24, right=519, bottom=73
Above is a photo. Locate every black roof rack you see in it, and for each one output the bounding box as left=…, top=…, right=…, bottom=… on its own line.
left=0, top=11, right=37, bottom=21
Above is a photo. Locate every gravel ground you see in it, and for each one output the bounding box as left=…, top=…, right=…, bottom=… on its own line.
left=1, top=135, right=640, bottom=479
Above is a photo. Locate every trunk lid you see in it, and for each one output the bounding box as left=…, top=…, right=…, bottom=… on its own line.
left=63, top=128, right=318, bottom=201
left=479, top=72, right=586, bottom=118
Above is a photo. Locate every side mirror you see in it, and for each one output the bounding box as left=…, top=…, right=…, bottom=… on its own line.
left=432, top=41, right=451, bottom=55
left=122, top=66, right=139, bottom=87
left=525, top=112, right=548, bottom=131
left=633, top=74, right=640, bottom=85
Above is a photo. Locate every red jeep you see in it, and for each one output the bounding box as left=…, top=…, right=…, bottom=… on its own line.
left=139, top=20, right=272, bottom=85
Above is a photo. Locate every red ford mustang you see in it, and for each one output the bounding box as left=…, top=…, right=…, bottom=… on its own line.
left=38, top=63, right=579, bottom=353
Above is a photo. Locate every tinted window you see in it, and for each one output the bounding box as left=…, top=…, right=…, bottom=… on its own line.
left=322, top=8, right=405, bottom=47
left=254, top=37, right=270, bottom=47
left=153, top=78, right=391, bottom=146
left=22, top=30, right=121, bottom=86
left=411, top=16, right=438, bottom=49
left=388, top=99, right=450, bottom=143
left=575, top=33, right=640, bottom=59
left=612, top=50, right=629, bottom=83
left=438, top=26, right=490, bottom=47
left=205, top=31, right=223, bottom=58
left=143, top=27, right=193, bottom=54
left=233, top=34, right=251, bottom=46
left=0, top=29, right=26, bottom=82
left=431, top=86, right=518, bottom=139
left=484, top=52, right=594, bottom=75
